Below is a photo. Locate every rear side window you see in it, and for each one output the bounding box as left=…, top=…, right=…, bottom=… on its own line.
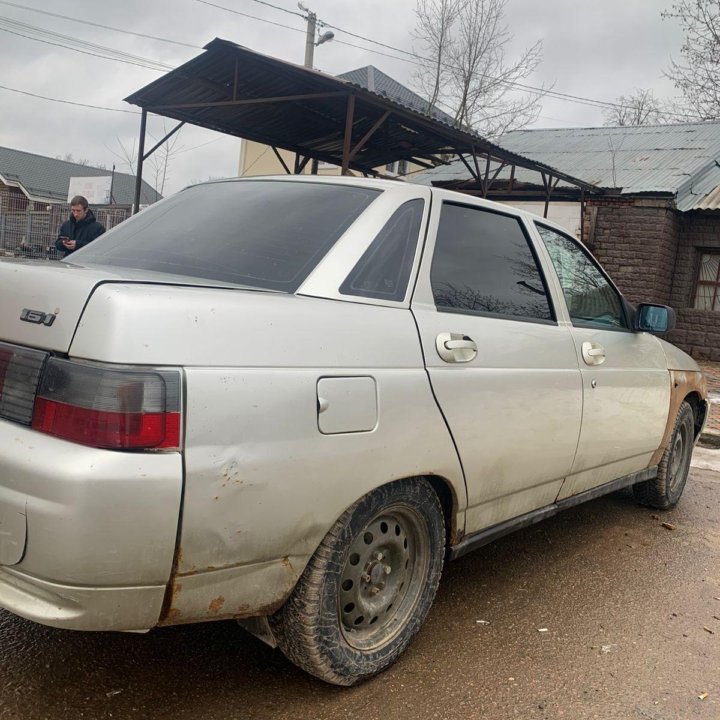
left=340, top=199, right=424, bottom=302
left=72, top=181, right=381, bottom=292
left=431, top=203, right=554, bottom=322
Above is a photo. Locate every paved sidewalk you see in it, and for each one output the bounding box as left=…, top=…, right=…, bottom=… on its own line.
left=698, top=361, right=720, bottom=445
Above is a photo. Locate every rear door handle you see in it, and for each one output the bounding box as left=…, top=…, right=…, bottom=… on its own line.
left=581, top=341, right=606, bottom=366
left=436, top=333, right=477, bottom=363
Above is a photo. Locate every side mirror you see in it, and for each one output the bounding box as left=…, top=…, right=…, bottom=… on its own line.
left=634, top=303, right=676, bottom=334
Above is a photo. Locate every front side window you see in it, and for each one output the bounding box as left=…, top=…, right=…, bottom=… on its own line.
left=537, top=224, right=626, bottom=329
left=430, top=203, right=554, bottom=322
left=72, top=181, right=381, bottom=292
left=694, top=252, right=720, bottom=311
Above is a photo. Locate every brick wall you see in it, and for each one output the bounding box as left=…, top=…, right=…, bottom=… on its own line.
left=584, top=197, right=680, bottom=305
left=667, top=211, right=720, bottom=360
left=582, top=198, right=720, bottom=359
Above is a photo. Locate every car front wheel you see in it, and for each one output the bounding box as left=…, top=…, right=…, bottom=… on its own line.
left=271, top=478, right=445, bottom=685
left=633, top=400, right=695, bottom=510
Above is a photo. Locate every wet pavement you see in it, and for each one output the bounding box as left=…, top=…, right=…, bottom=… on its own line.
left=2, top=448, right=719, bottom=720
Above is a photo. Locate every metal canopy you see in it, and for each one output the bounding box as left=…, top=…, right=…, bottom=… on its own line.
left=125, top=39, right=601, bottom=211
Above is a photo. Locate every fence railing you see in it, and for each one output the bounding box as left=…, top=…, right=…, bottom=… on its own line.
left=0, top=196, right=130, bottom=259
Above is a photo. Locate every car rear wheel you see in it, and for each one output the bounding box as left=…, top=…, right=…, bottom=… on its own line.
left=270, top=478, right=445, bottom=685
left=633, top=401, right=694, bottom=510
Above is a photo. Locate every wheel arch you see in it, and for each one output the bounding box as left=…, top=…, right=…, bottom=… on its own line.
left=683, top=390, right=708, bottom=439
left=650, top=369, right=708, bottom=466
left=422, top=474, right=463, bottom=549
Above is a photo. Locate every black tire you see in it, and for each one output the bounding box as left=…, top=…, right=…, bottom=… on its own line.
left=633, top=401, right=695, bottom=510
left=270, top=478, right=445, bottom=686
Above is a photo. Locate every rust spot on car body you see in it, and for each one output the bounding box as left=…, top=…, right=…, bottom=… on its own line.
left=649, top=370, right=707, bottom=466
left=450, top=527, right=465, bottom=545
left=163, top=607, right=181, bottom=623
left=208, top=595, right=225, bottom=614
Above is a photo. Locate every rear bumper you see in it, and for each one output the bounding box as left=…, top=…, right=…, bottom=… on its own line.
left=0, top=420, right=182, bottom=630
left=0, top=566, right=167, bottom=631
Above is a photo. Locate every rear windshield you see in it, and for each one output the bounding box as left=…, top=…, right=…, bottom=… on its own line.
left=73, top=181, right=381, bottom=292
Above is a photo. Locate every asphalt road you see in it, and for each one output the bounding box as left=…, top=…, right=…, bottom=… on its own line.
left=2, top=449, right=719, bottom=720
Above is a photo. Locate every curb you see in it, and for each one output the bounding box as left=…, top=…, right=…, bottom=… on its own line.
left=699, top=432, right=720, bottom=449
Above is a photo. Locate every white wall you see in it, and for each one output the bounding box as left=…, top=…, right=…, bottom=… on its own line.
left=501, top=201, right=581, bottom=238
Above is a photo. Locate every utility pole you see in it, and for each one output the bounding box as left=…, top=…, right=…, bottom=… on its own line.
left=303, top=7, right=317, bottom=68
left=298, top=3, right=334, bottom=174
left=298, top=3, right=333, bottom=69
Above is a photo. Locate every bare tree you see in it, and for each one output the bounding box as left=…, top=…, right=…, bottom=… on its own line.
left=663, top=0, right=720, bottom=120
left=602, top=88, right=668, bottom=126
left=106, top=122, right=183, bottom=197
left=56, top=152, right=90, bottom=165
left=412, top=0, right=462, bottom=114
left=106, top=137, right=137, bottom=174
left=412, top=0, right=547, bottom=136
left=146, top=122, right=184, bottom=196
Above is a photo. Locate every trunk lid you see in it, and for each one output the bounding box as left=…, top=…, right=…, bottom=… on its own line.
left=0, top=258, right=105, bottom=352
left=0, top=258, right=268, bottom=354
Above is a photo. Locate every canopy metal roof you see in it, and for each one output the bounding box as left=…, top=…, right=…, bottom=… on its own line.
left=413, top=122, right=720, bottom=211
left=124, top=40, right=600, bottom=210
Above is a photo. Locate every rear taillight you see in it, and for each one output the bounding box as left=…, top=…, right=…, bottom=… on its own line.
left=31, top=358, right=181, bottom=451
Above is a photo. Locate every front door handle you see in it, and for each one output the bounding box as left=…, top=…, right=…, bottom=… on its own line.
left=581, top=341, right=606, bottom=366
left=436, top=332, right=477, bottom=363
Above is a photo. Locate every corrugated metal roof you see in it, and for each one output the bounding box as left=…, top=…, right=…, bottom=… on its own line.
left=337, top=66, right=456, bottom=126
left=125, top=40, right=597, bottom=192
left=411, top=122, right=720, bottom=210
left=0, top=146, right=161, bottom=205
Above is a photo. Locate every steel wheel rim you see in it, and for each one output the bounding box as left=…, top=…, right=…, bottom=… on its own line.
left=668, top=421, right=690, bottom=493
left=338, top=505, right=430, bottom=651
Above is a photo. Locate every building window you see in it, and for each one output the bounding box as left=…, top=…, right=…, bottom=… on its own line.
left=694, top=252, right=720, bottom=311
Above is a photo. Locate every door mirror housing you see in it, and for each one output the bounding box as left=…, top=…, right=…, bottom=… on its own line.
left=634, top=303, right=676, bottom=334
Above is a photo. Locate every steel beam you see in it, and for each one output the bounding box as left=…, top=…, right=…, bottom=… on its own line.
left=133, top=109, right=148, bottom=215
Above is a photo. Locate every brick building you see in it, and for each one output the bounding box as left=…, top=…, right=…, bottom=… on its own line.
left=412, top=122, right=720, bottom=360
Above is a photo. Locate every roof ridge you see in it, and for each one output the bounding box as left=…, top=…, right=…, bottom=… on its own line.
left=507, top=120, right=720, bottom=135
left=0, top=145, right=124, bottom=176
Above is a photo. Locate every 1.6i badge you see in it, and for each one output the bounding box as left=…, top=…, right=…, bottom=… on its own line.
left=20, top=308, right=57, bottom=326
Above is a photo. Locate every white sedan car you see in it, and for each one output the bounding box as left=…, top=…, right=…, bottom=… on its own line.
left=0, top=177, right=708, bottom=685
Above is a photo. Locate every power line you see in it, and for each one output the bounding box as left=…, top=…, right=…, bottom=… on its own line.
left=0, top=82, right=140, bottom=113
left=319, top=19, right=420, bottom=60
left=245, top=0, right=305, bottom=20
left=0, top=1, right=201, bottom=49
left=0, top=16, right=173, bottom=71
left=194, top=0, right=306, bottom=35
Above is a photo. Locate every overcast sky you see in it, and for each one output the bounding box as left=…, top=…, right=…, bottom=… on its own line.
left=0, top=0, right=686, bottom=196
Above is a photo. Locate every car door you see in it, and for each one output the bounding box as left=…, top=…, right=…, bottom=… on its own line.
left=533, top=223, right=671, bottom=499
left=411, top=197, right=583, bottom=534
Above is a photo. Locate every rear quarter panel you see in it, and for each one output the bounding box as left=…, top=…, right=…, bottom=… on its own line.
left=70, top=286, right=465, bottom=622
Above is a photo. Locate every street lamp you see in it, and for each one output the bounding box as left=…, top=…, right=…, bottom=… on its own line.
left=298, top=3, right=334, bottom=68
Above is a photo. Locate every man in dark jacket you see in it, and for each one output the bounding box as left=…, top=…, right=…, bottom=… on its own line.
left=55, top=195, right=105, bottom=257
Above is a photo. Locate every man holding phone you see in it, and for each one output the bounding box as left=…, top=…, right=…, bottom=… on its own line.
left=55, top=195, right=106, bottom=257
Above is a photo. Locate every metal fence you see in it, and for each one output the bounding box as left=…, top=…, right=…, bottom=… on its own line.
left=0, top=192, right=131, bottom=260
